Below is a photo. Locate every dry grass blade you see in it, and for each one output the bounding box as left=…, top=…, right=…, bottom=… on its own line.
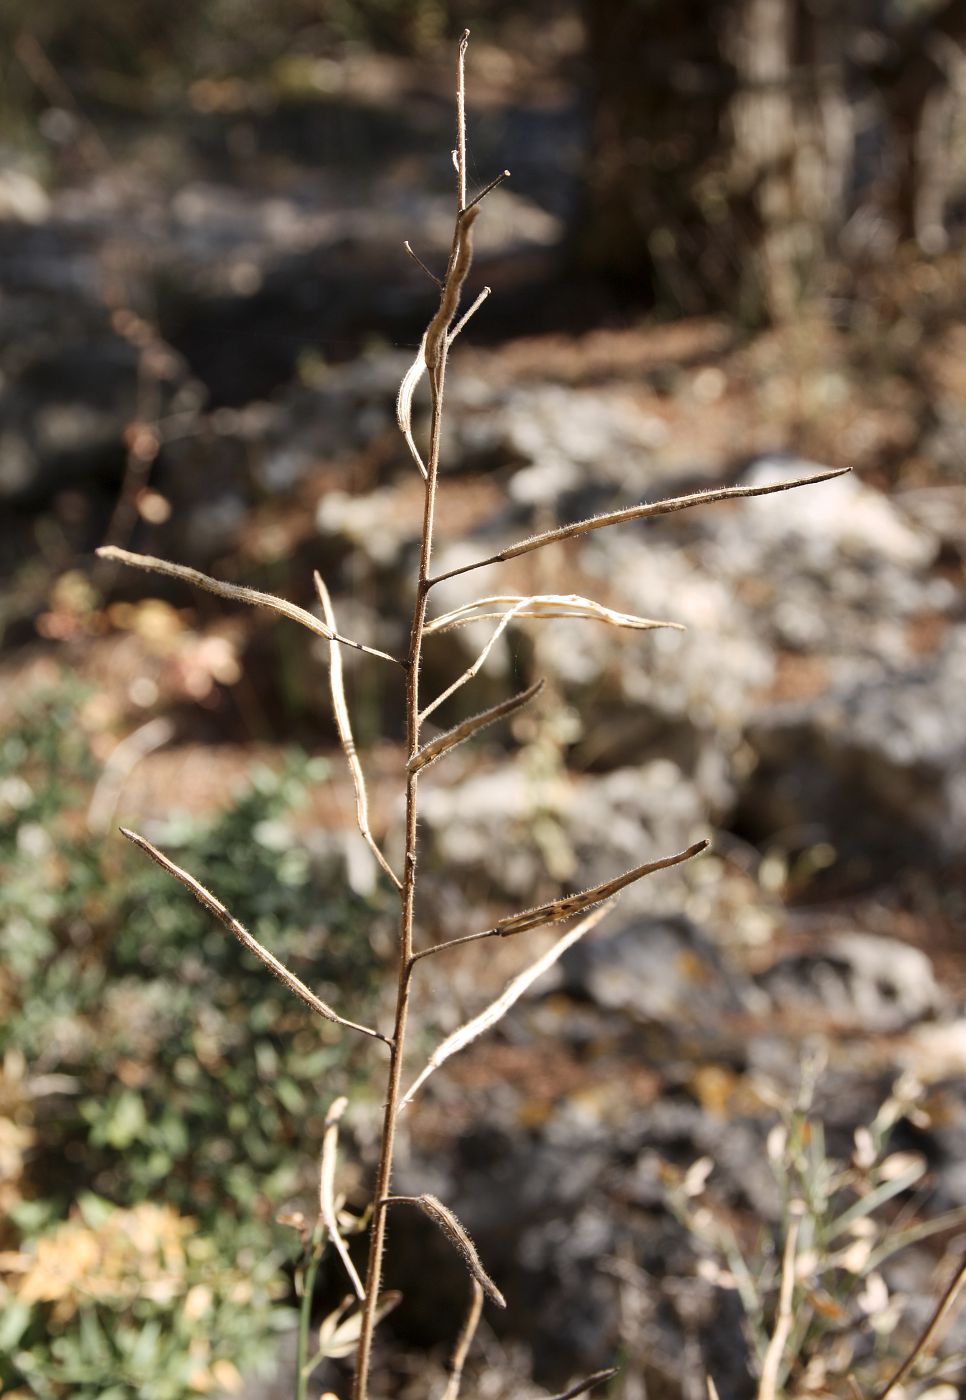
left=119, top=827, right=389, bottom=1044
left=97, top=545, right=401, bottom=664
left=387, top=1194, right=505, bottom=1308
left=547, top=1368, right=620, bottom=1400
left=425, top=593, right=683, bottom=635
left=496, top=839, right=709, bottom=937
left=315, top=573, right=403, bottom=891
left=427, top=468, right=852, bottom=586
left=757, top=1203, right=803, bottom=1400
left=873, top=1255, right=966, bottom=1400
left=320, top=1096, right=364, bottom=1301
left=396, top=331, right=430, bottom=479
left=400, top=904, right=614, bottom=1110
left=409, top=679, right=544, bottom=774
left=441, top=1280, right=484, bottom=1400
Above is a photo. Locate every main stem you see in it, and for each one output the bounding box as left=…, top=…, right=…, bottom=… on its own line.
left=354, top=36, right=468, bottom=1396
left=352, top=342, right=450, bottom=1400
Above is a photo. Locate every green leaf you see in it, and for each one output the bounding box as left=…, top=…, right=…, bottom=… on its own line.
left=0, top=1299, right=32, bottom=1351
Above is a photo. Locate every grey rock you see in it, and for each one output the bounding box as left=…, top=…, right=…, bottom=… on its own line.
left=758, top=932, right=945, bottom=1031
left=546, top=914, right=750, bottom=1023
left=742, top=626, right=966, bottom=866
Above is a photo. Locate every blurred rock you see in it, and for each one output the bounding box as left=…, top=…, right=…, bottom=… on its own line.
left=740, top=626, right=966, bottom=869
left=544, top=914, right=755, bottom=1023
left=758, top=932, right=945, bottom=1031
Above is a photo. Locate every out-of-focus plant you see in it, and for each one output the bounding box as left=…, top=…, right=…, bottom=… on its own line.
left=0, top=682, right=382, bottom=1398
left=664, top=1060, right=966, bottom=1399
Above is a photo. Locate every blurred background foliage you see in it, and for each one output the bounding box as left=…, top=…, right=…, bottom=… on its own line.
left=0, top=683, right=382, bottom=1396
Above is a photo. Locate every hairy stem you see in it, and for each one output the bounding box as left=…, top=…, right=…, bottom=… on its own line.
left=353, top=40, right=469, bottom=1390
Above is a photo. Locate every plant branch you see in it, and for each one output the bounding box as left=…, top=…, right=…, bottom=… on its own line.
left=447, top=286, right=491, bottom=346
left=427, top=468, right=852, bottom=586
left=441, top=1280, right=484, bottom=1400
left=96, top=546, right=403, bottom=665
left=399, top=904, right=614, bottom=1112
left=119, top=827, right=389, bottom=1045
left=548, top=1369, right=620, bottom=1400
left=315, top=573, right=403, bottom=889
left=412, top=840, right=708, bottom=960
left=408, top=678, right=544, bottom=775
left=404, top=239, right=442, bottom=288
left=462, top=168, right=511, bottom=213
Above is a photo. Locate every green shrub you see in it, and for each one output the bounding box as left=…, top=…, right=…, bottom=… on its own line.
left=0, top=682, right=382, bottom=1398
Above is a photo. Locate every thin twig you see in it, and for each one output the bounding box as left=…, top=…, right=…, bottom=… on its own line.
left=320, top=1096, right=365, bottom=1301
left=404, top=240, right=443, bottom=288
left=427, top=468, right=852, bottom=586
left=457, top=30, right=469, bottom=213
left=462, top=169, right=511, bottom=213
left=413, top=840, right=708, bottom=960
left=547, top=1369, right=620, bottom=1400
left=873, top=1254, right=966, bottom=1400
left=96, top=546, right=403, bottom=665
left=757, top=1203, right=803, bottom=1400
left=315, top=574, right=403, bottom=890
left=441, top=1279, right=485, bottom=1400
left=400, top=904, right=614, bottom=1110
left=420, top=598, right=530, bottom=723
left=447, top=286, right=491, bottom=346
left=119, top=827, right=389, bottom=1045
left=408, top=679, right=544, bottom=774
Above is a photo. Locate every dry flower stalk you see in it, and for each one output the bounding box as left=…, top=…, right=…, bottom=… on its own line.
left=441, top=1279, right=485, bottom=1400
left=101, top=30, right=852, bottom=1399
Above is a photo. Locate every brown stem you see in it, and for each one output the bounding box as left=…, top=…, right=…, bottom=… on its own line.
left=353, top=139, right=459, bottom=1400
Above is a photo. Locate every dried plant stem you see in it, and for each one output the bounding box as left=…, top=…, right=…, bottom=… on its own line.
left=352, top=33, right=475, bottom=1393
left=872, top=1254, right=966, bottom=1400
left=757, top=1203, right=803, bottom=1400
left=316, top=572, right=403, bottom=889
left=408, top=678, right=545, bottom=774
left=427, top=468, right=851, bottom=586
left=441, top=1279, right=485, bottom=1400
left=320, top=1096, right=364, bottom=1301
left=548, top=1368, right=620, bottom=1400
left=97, top=545, right=404, bottom=666
left=411, top=840, right=708, bottom=962
left=119, top=827, right=389, bottom=1045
